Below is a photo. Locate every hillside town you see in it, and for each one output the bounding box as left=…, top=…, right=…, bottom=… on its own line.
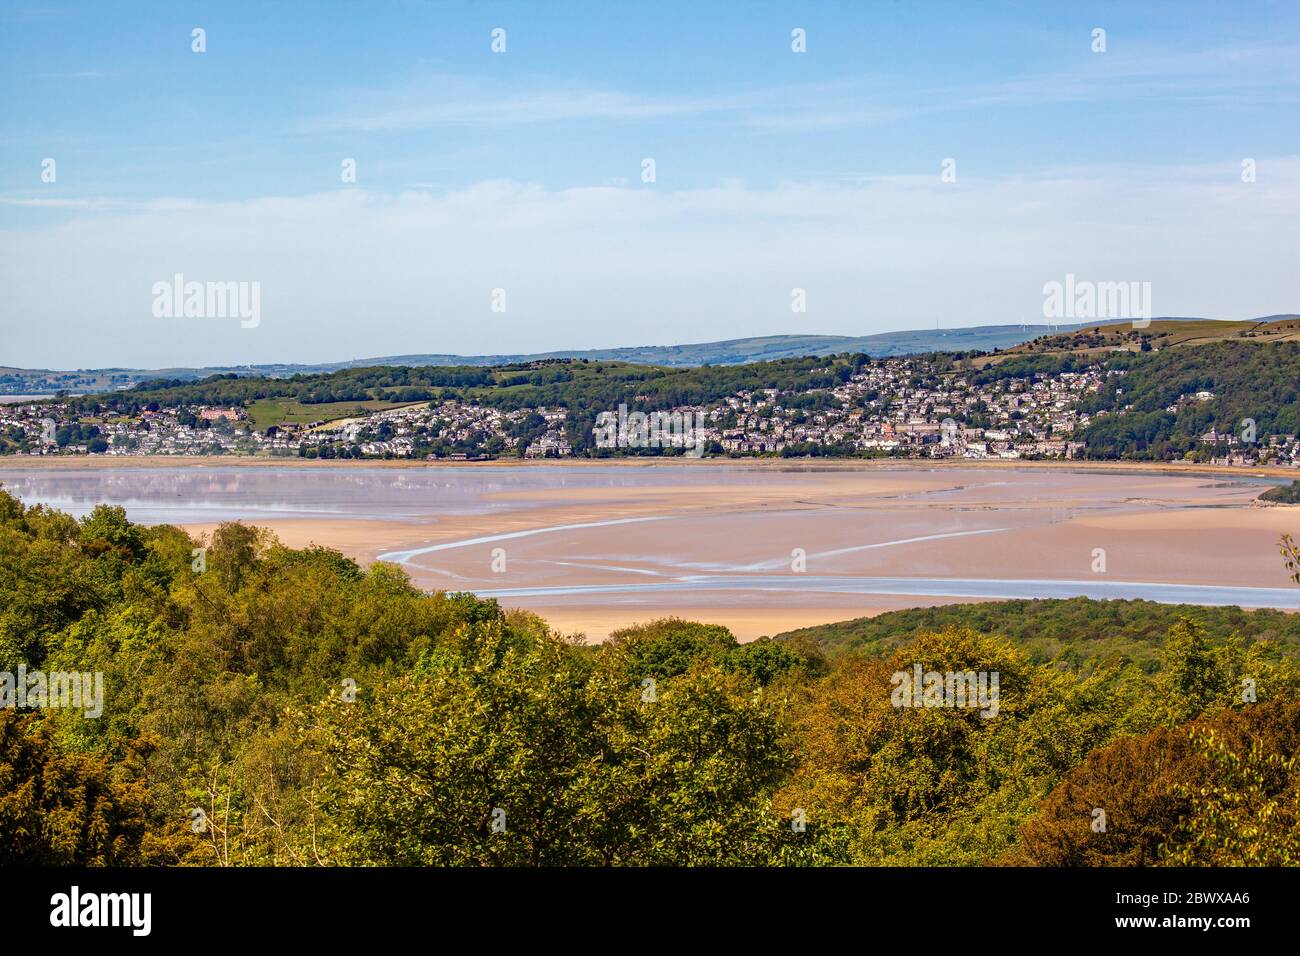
left=3, top=356, right=1298, bottom=467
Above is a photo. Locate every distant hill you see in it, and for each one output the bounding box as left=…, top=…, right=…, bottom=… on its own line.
left=1, top=319, right=1138, bottom=395
left=986, top=315, right=1300, bottom=364
left=394, top=322, right=1129, bottom=367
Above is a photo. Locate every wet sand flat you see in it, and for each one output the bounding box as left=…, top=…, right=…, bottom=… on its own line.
left=3, top=461, right=1297, bottom=640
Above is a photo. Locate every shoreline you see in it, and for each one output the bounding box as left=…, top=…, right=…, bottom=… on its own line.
left=2, top=454, right=1297, bottom=480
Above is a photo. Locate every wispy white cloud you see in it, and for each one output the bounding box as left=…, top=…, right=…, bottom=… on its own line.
left=303, top=42, right=1300, bottom=135
left=0, top=196, right=129, bottom=209
left=3, top=156, right=1296, bottom=367
left=302, top=76, right=709, bottom=131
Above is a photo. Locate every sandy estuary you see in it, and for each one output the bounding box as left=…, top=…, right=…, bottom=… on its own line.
left=2, top=460, right=1298, bottom=640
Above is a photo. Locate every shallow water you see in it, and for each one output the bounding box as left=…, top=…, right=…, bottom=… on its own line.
left=471, top=574, right=1300, bottom=609
left=0, top=464, right=775, bottom=523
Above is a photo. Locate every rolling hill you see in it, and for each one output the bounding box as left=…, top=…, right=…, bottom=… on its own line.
left=984, top=315, right=1300, bottom=365
left=1, top=319, right=1137, bottom=396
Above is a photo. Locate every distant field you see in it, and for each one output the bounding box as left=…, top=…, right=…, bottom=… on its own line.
left=980, top=316, right=1300, bottom=366
left=247, top=398, right=422, bottom=432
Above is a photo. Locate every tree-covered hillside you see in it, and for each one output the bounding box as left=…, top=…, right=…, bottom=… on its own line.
left=74, top=354, right=860, bottom=417
left=1079, top=341, right=1300, bottom=459
left=772, top=596, right=1300, bottom=668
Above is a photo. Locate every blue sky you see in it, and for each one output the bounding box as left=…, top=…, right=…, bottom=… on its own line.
left=2, top=0, right=1298, bottom=368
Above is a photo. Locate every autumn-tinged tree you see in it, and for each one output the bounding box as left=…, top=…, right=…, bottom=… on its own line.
left=0, top=710, right=150, bottom=865
left=1018, top=699, right=1300, bottom=866
left=1015, top=723, right=1198, bottom=865
left=777, top=627, right=1141, bottom=864
left=1163, top=700, right=1300, bottom=866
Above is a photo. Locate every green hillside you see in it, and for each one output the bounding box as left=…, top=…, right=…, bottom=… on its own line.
left=1078, top=340, right=1300, bottom=458
left=773, top=597, right=1300, bottom=667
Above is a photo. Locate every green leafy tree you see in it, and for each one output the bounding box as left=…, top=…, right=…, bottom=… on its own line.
left=316, top=621, right=790, bottom=865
